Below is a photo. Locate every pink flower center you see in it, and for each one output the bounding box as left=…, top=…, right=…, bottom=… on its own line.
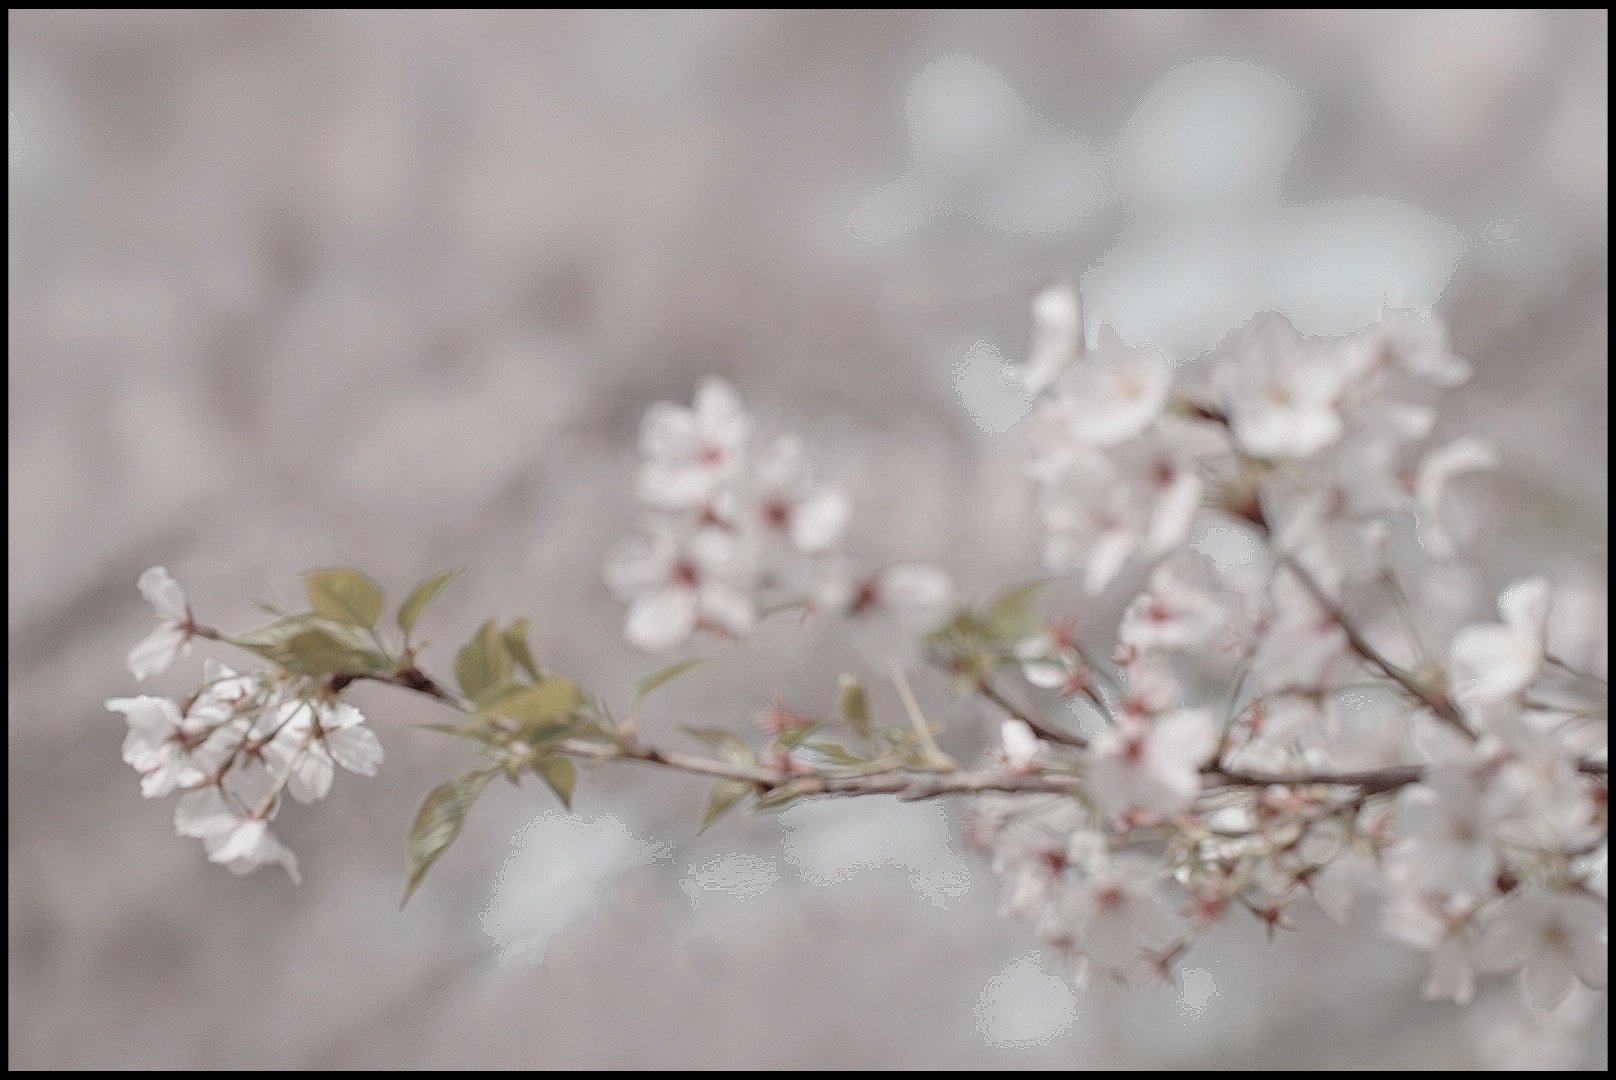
left=763, top=498, right=792, bottom=531
left=671, top=559, right=700, bottom=587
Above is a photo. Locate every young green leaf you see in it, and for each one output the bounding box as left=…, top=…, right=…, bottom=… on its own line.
left=397, top=568, right=462, bottom=637
left=775, top=721, right=819, bottom=748
left=501, top=617, right=542, bottom=682
left=417, top=718, right=503, bottom=745
left=836, top=674, right=871, bottom=741
left=698, top=779, right=753, bottom=834
left=455, top=620, right=512, bottom=704
left=801, top=737, right=867, bottom=766
left=981, top=579, right=1050, bottom=642
left=401, top=771, right=491, bottom=908
left=233, top=615, right=385, bottom=676
left=483, top=677, right=582, bottom=728
left=681, top=726, right=756, bottom=767
left=532, top=756, right=577, bottom=810
left=752, top=778, right=815, bottom=813
left=304, top=568, right=386, bottom=630
left=632, top=658, right=713, bottom=704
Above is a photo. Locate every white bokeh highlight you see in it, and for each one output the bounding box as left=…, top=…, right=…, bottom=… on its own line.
left=974, top=953, right=1078, bottom=1048
left=482, top=813, right=671, bottom=967
left=779, top=795, right=970, bottom=907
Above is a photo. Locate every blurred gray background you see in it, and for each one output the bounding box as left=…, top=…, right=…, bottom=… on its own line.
left=8, top=10, right=1607, bottom=1069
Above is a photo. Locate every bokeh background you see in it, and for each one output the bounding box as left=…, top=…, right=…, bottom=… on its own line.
left=8, top=10, right=1607, bottom=1069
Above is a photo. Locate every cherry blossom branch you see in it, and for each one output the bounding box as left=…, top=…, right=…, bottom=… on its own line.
left=1275, top=554, right=1474, bottom=738
left=971, top=675, right=1089, bottom=748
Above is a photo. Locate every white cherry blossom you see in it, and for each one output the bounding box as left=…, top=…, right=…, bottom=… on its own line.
left=1215, top=314, right=1349, bottom=459
left=1119, top=555, right=1227, bottom=653
left=106, top=694, right=209, bottom=798
left=1035, top=450, right=1141, bottom=595
left=173, top=787, right=300, bottom=882
left=1045, top=325, right=1171, bottom=448
left=1038, top=854, right=1181, bottom=972
left=1000, top=719, right=1040, bottom=774
left=127, top=566, right=196, bottom=680
left=1388, top=768, right=1500, bottom=895
left=1375, top=304, right=1472, bottom=388
left=636, top=377, right=752, bottom=511
left=604, top=525, right=757, bottom=652
left=1413, top=436, right=1497, bottom=561
left=751, top=434, right=853, bottom=554
left=1449, top=577, right=1551, bottom=710
left=1479, top=889, right=1608, bottom=1009
left=260, top=698, right=384, bottom=804
left=1012, top=283, right=1083, bottom=398
left=1087, top=708, right=1217, bottom=818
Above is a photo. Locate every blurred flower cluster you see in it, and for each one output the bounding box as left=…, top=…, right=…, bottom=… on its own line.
left=603, top=376, right=955, bottom=664
left=962, top=287, right=1606, bottom=1057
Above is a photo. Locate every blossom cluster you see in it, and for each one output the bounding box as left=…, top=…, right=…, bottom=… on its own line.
left=106, top=568, right=383, bottom=881
left=965, top=287, right=1606, bottom=1055
left=603, top=377, right=954, bottom=661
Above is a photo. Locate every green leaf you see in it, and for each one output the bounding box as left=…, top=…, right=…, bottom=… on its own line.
left=509, top=720, right=576, bottom=753
left=632, top=658, right=712, bottom=704
left=304, top=568, right=386, bottom=630
left=681, top=725, right=756, bottom=767
left=533, top=756, right=577, bottom=809
left=501, top=617, right=542, bottom=682
left=801, top=737, right=866, bottom=765
left=455, top=620, right=512, bottom=704
left=775, top=721, right=819, bottom=748
left=981, top=579, right=1049, bottom=642
left=752, top=778, right=814, bottom=813
left=698, top=779, right=752, bottom=834
left=233, top=615, right=386, bottom=676
left=397, top=569, right=462, bottom=637
left=401, top=771, right=491, bottom=909
left=252, top=599, right=291, bottom=617
left=483, top=677, right=582, bottom=728
left=417, top=718, right=503, bottom=745
left=836, top=674, right=871, bottom=741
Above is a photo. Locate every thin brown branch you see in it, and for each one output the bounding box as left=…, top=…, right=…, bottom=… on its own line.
left=1278, top=555, right=1474, bottom=739
left=974, top=677, right=1089, bottom=748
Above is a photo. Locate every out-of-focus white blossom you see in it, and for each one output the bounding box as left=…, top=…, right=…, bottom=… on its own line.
left=1087, top=708, right=1217, bottom=818
left=1413, top=436, right=1497, bottom=561
left=1215, top=314, right=1351, bottom=459
left=1388, top=768, right=1500, bottom=895
left=1479, top=889, right=1608, bottom=1010
left=1119, top=555, right=1227, bottom=653
left=751, top=435, right=853, bottom=554
left=1036, top=450, right=1142, bottom=595
left=1013, top=283, right=1083, bottom=398
left=1037, top=854, right=1182, bottom=972
left=1000, top=720, right=1040, bottom=774
left=636, top=376, right=752, bottom=511
left=1045, top=326, right=1172, bottom=448
left=127, top=566, right=195, bottom=680
left=1375, top=305, right=1472, bottom=388
left=1449, top=577, right=1551, bottom=710
left=604, top=525, right=757, bottom=652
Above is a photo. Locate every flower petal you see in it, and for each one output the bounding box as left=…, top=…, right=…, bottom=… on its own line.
left=127, top=623, right=190, bottom=681
left=137, top=566, right=190, bottom=622
left=625, top=586, right=699, bottom=652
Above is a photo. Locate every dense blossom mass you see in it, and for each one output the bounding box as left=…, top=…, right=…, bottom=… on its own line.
left=109, top=290, right=1604, bottom=1068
